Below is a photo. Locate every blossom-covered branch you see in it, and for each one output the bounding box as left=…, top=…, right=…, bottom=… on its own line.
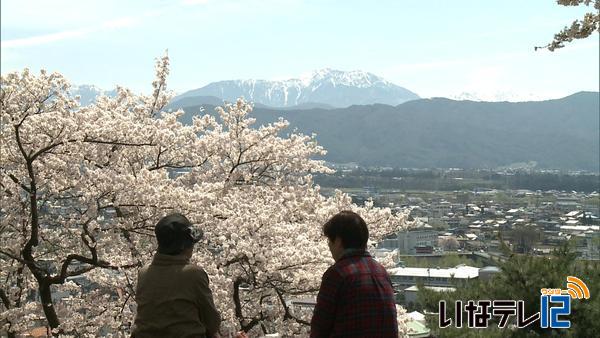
left=537, top=0, right=599, bottom=51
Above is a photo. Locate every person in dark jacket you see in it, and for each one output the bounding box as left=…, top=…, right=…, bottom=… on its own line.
left=132, top=213, right=221, bottom=338
left=310, top=210, right=398, bottom=338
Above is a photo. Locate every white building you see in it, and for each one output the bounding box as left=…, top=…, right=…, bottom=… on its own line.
left=388, top=264, right=480, bottom=289
left=377, top=227, right=438, bottom=254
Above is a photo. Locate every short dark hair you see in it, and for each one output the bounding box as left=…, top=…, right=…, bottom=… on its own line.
left=154, top=213, right=202, bottom=255
left=323, top=210, right=369, bottom=249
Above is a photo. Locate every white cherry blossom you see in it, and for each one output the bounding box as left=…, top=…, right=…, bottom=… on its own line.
left=0, top=54, right=410, bottom=336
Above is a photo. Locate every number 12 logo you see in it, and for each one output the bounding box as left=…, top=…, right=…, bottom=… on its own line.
left=540, top=295, right=571, bottom=329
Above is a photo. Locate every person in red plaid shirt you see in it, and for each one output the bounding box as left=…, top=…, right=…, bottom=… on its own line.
left=310, top=211, right=398, bottom=337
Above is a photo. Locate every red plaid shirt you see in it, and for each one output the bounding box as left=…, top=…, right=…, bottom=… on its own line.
left=310, top=250, right=398, bottom=338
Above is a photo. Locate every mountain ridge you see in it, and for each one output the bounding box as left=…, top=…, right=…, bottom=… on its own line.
left=172, top=68, right=420, bottom=108
left=170, top=91, right=600, bottom=171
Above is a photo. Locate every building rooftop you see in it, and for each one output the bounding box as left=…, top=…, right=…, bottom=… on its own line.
left=465, top=233, right=478, bottom=240
left=389, top=265, right=479, bottom=279
left=480, top=266, right=502, bottom=273
left=404, top=285, right=457, bottom=292
left=561, top=225, right=599, bottom=232
left=407, top=311, right=426, bottom=322
left=406, top=320, right=431, bottom=338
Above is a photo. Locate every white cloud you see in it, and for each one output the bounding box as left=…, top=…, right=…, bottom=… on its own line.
left=1, top=15, right=143, bottom=49
left=1, top=0, right=123, bottom=31
left=464, top=65, right=504, bottom=93
left=385, top=59, right=466, bottom=73
left=182, top=0, right=211, bottom=5
left=1, top=28, right=90, bottom=48
left=101, top=17, right=139, bottom=29
left=0, top=48, right=20, bottom=71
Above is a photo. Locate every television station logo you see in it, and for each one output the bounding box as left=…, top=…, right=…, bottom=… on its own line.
left=439, top=276, right=590, bottom=330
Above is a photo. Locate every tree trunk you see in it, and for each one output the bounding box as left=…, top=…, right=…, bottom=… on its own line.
left=38, top=280, right=60, bottom=334
left=1, top=288, right=17, bottom=338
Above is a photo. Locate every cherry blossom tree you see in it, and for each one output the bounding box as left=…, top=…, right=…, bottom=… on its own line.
left=537, top=0, right=599, bottom=51
left=438, top=236, right=460, bottom=251
left=0, top=54, right=410, bottom=337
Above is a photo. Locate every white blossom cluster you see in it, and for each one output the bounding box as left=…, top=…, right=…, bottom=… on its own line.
left=540, top=0, right=599, bottom=51
left=0, top=54, right=410, bottom=336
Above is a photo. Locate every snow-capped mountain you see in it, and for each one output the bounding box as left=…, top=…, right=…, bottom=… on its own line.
left=447, top=91, right=561, bottom=102
left=173, top=69, right=419, bottom=108
left=71, top=85, right=117, bottom=105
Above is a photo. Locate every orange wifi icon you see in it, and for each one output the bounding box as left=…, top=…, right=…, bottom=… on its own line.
left=565, top=276, right=590, bottom=300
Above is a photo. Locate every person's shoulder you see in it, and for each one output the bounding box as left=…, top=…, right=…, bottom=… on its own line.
left=365, top=255, right=388, bottom=271
left=330, top=256, right=361, bottom=278
left=336, top=253, right=386, bottom=276
left=182, top=262, right=207, bottom=274
left=183, top=263, right=210, bottom=282
left=323, top=263, right=343, bottom=280
left=137, top=264, right=150, bottom=277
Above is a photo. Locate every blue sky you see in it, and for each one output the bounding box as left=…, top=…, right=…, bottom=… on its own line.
left=1, top=0, right=598, bottom=99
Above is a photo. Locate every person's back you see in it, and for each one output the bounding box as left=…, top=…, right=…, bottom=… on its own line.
left=323, top=251, right=397, bottom=337
left=133, top=253, right=220, bottom=338
left=311, top=211, right=398, bottom=338
left=132, top=213, right=220, bottom=338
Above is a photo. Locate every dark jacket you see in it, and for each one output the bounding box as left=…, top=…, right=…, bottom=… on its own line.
left=310, top=250, right=398, bottom=337
left=132, top=253, right=221, bottom=338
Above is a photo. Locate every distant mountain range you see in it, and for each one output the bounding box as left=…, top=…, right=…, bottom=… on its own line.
left=72, top=69, right=575, bottom=108
left=169, top=91, right=600, bottom=171
left=70, top=71, right=599, bottom=171
left=448, top=91, right=559, bottom=102
left=71, top=85, right=117, bottom=106
left=171, top=69, right=420, bottom=108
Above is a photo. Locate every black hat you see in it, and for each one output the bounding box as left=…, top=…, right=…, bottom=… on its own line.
left=155, top=213, right=203, bottom=255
